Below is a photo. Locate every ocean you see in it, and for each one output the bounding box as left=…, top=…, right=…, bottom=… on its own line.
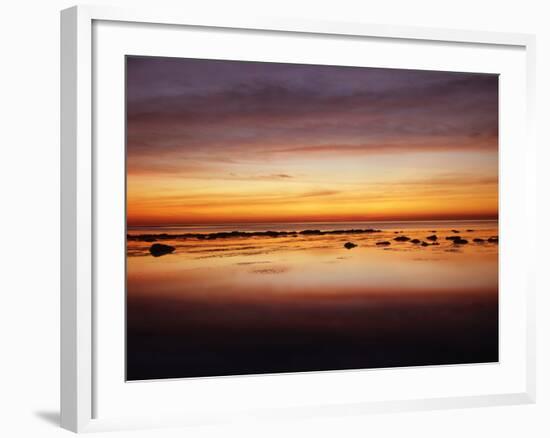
left=126, top=219, right=499, bottom=380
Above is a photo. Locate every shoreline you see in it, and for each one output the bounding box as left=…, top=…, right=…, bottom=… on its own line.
left=127, top=227, right=498, bottom=244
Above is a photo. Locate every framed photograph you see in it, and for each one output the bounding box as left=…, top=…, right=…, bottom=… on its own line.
left=61, top=5, right=536, bottom=433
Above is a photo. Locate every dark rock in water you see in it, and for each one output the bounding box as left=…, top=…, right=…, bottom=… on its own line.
left=421, top=241, right=429, bottom=247
left=466, top=229, right=474, bottom=232
left=344, top=242, right=357, bottom=249
left=473, top=238, right=485, bottom=243
left=453, top=238, right=468, bottom=245
left=445, top=235, right=462, bottom=241
left=430, top=230, right=437, bottom=233
left=410, top=239, right=421, bottom=244
left=300, top=229, right=323, bottom=235
left=426, top=234, right=438, bottom=241
left=394, top=236, right=411, bottom=242
left=394, top=231, right=400, bottom=234
left=451, top=229, right=460, bottom=233
left=488, top=236, right=499, bottom=243
left=431, top=242, right=440, bottom=246
left=149, top=243, right=175, bottom=257
left=376, top=241, right=391, bottom=246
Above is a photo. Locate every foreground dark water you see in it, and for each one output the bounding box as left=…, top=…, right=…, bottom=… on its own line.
left=126, top=221, right=498, bottom=380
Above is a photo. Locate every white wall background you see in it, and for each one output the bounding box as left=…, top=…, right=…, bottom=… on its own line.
left=0, top=0, right=547, bottom=436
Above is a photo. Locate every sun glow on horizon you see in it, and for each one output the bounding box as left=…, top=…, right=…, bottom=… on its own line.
left=126, top=57, right=498, bottom=226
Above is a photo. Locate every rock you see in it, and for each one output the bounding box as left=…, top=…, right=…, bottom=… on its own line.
left=426, top=234, right=438, bottom=241
left=410, top=239, right=421, bottom=244
left=445, top=236, right=462, bottom=241
left=451, top=229, right=460, bottom=233
left=488, top=236, right=499, bottom=243
left=421, top=241, right=429, bottom=247
left=394, top=236, right=411, bottom=242
left=344, top=242, right=357, bottom=249
left=376, top=241, right=391, bottom=246
left=466, top=229, right=474, bottom=232
left=447, top=235, right=467, bottom=244
left=453, top=238, right=468, bottom=245
left=149, top=243, right=176, bottom=257
left=431, top=242, right=440, bottom=246
left=473, top=238, right=485, bottom=243
left=300, top=229, right=323, bottom=235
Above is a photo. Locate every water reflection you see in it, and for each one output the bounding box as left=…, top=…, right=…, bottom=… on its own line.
left=127, top=221, right=498, bottom=380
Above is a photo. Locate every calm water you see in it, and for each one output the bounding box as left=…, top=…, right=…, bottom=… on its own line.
left=126, top=220, right=498, bottom=380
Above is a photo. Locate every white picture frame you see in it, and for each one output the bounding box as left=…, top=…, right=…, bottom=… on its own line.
left=60, top=4, right=536, bottom=433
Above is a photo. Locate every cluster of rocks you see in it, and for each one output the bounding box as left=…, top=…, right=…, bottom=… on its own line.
left=138, top=228, right=499, bottom=256
left=391, top=235, right=440, bottom=247
left=445, top=236, right=469, bottom=244
left=388, top=232, right=499, bottom=247
left=129, top=228, right=382, bottom=243
left=444, top=234, right=498, bottom=245
left=134, top=228, right=382, bottom=255
left=471, top=236, right=499, bottom=243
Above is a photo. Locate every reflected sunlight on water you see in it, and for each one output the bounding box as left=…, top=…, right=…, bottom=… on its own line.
left=127, top=221, right=498, bottom=380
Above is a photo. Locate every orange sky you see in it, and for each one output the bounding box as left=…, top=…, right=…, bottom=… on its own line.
left=126, top=57, right=498, bottom=226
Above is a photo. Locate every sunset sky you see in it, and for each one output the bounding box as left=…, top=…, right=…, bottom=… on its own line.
left=126, top=56, right=498, bottom=226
